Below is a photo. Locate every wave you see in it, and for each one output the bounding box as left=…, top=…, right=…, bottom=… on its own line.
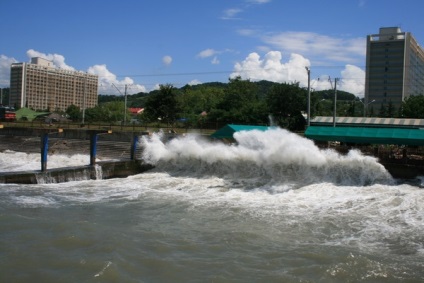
left=140, top=128, right=393, bottom=188
left=0, top=150, right=94, bottom=172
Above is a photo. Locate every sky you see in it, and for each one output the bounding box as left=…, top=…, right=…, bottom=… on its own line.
left=1, top=0, right=423, bottom=98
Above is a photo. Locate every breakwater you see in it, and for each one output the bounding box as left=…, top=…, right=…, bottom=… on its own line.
left=0, top=161, right=154, bottom=184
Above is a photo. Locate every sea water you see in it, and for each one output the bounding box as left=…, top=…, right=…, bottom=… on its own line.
left=1, top=128, right=423, bottom=282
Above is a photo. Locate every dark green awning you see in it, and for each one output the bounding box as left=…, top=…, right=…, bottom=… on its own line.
left=305, top=126, right=424, bottom=145
left=211, top=124, right=271, bottom=139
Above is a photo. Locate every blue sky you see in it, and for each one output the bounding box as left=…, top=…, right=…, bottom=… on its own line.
left=1, top=0, right=423, bottom=97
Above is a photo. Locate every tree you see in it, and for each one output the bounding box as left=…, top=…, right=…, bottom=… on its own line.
left=209, top=77, right=268, bottom=124
left=177, top=85, right=225, bottom=127
left=346, top=101, right=356, bottom=116
left=387, top=100, right=395, bottom=117
left=378, top=103, right=387, bottom=117
left=0, top=88, right=10, bottom=106
left=401, top=95, right=424, bottom=118
left=219, top=76, right=257, bottom=111
left=66, top=104, right=81, bottom=121
left=143, top=84, right=179, bottom=124
left=266, top=82, right=306, bottom=130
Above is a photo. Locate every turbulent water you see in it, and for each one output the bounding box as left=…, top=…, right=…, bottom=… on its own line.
left=1, top=128, right=424, bottom=282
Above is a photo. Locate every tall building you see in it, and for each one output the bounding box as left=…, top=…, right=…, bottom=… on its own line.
left=9, top=57, right=98, bottom=112
left=365, top=27, right=424, bottom=113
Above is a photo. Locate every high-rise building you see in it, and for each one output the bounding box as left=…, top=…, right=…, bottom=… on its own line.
left=365, top=27, right=424, bottom=113
left=9, top=57, right=98, bottom=112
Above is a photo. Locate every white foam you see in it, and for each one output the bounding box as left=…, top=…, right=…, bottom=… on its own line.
left=140, top=128, right=393, bottom=187
left=0, top=151, right=96, bottom=172
left=2, top=127, right=423, bottom=257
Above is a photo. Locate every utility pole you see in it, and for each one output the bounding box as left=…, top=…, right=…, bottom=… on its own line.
left=329, top=77, right=339, bottom=127
left=0, top=88, right=3, bottom=105
left=112, top=83, right=130, bottom=125
left=124, top=84, right=128, bottom=125
left=305, top=67, right=311, bottom=127
left=82, top=75, right=87, bottom=125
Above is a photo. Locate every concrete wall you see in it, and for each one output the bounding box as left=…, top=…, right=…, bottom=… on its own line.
left=0, top=161, right=155, bottom=184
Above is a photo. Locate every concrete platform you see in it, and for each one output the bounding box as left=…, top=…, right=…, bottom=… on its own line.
left=0, top=160, right=154, bottom=184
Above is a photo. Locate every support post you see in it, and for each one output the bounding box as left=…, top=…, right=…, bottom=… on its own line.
left=130, top=135, right=139, bottom=160
left=332, top=78, right=338, bottom=127
left=41, top=133, right=49, bottom=172
left=124, top=84, right=128, bottom=125
left=306, top=67, right=311, bottom=127
left=90, top=131, right=98, bottom=166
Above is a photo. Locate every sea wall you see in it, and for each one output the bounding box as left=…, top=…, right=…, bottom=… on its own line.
left=0, top=161, right=155, bottom=184
left=381, top=162, right=424, bottom=179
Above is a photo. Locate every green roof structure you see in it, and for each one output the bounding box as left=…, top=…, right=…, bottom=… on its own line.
left=211, top=124, right=271, bottom=139
left=311, top=116, right=424, bottom=129
left=305, top=126, right=424, bottom=146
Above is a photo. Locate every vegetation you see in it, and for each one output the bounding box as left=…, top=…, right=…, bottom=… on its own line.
left=399, top=95, right=424, bottom=118
left=0, top=88, right=9, bottom=106
left=6, top=79, right=424, bottom=131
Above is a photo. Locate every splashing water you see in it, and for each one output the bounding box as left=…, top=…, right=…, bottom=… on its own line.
left=0, top=150, right=92, bottom=172
left=140, top=128, right=393, bottom=190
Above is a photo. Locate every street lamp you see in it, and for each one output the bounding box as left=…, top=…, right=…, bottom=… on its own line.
left=305, top=67, right=311, bottom=127
left=328, top=77, right=339, bottom=127
left=360, top=99, right=375, bottom=117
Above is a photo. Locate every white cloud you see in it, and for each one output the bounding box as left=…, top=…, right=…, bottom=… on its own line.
left=339, top=64, right=365, bottom=96
left=231, top=51, right=365, bottom=96
left=197, top=48, right=235, bottom=64
left=162, top=55, right=173, bottom=66
left=197, top=48, right=218, bottom=58
left=188, top=79, right=202, bottom=86
left=310, top=75, right=333, bottom=91
left=261, top=31, right=365, bottom=63
left=0, top=55, right=17, bottom=87
left=211, top=56, right=220, bottom=65
left=237, top=29, right=257, bottom=36
left=231, top=51, right=310, bottom=84
left=222, top=8, right=242, bottom=19
left=88, top=64, right=147, bottom=94
left=26, top=49, right=75, bottom=70
left=247, top=0, right=271, bottom=3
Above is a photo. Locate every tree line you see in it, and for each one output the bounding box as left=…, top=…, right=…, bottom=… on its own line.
left=3, top=77, right=424, bottom=130
left=67, top=77, right=424, bottom=131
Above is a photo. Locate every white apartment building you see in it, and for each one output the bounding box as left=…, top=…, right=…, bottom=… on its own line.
left=10, top=57, right=98, bottom=112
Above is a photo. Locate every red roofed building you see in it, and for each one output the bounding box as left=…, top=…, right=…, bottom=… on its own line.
left=128, top=108, right=144, bottom=115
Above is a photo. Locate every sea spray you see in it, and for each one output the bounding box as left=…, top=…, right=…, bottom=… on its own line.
left=140, top=128, right=393, bottom=188
left=0, top=151, right=93, bottom=172
left=94, top=164, right=103, bottom=180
